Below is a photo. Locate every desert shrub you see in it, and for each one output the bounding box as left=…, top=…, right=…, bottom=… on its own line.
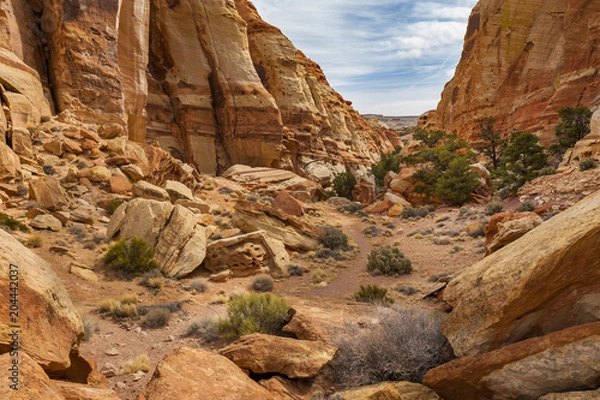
left=186, top=315, right=219, bottom=342
left=0, top=213, right=29, bottom=233
left=402, top=205, right=434, bottom=219
left=316, top=248, right=344, bottom=260
left=138, top=302, right=181, bottom=315
left=468, top=223, right=486, bottom=238
left=579, top=158, right=597, bottom=171
left=139, top=270, right=163, bottom=292
left=105, top=198, right=125, bottom=216
left=485, top=200, right=504, bottom=216
left=141, top=308, right=171, bottom=329
left=367, top=246, right=412, bottom=276
left=337, top=202, right=364, bottom=214
left=413, top=128, right=446, bottom=148
left=215, top=292, right=290, bottom=340
left=25, top=234, right=43, bottom=248
left=362, top=225, right=383, bottom=237
left=433, top=157, right=481, bottom=206
left=97, top=297, right=138, bottom=319
left=189, top=278, right=209, bottom=293
left=81, top=314, right=101, bottom=341
left=332, top=172, right=357, bottom=200
left=120, top=353, right=150, bottom=375
left=550, top=106, right=593, bottom=157
left=251, top=275, right=274, bottom=292
left=516, top=201, right=535, bottom=212
left=104, top=237, right=158, bottom=278
left=331, top=306, right=453, bottom=388
left=353, top=285, right=394, bottom=305
left=288, top=264, right=305, bottom=277
left=371, top=150, right=401, bottom=187
left=319, top=226, right=349, bottom=250
left=395, top=285, right=419, bottom=296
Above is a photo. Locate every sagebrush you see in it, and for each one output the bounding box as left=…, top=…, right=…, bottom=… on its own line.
left=353, top=285, right=394, bottom=305
left=104, top=237, right=158, bottom=278
left=367, top=246, right=412, bottom=276
left=331, top=306, right=453, bottom=388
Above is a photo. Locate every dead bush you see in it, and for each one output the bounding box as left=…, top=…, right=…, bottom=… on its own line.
left=331, top=306, right=453, bottom=389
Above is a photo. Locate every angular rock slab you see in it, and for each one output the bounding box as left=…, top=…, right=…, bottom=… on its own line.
left=0, top=229, right=83, bottom=372
left=338, top=381, right=441, bottom=400
left=107, top=198, right=173, bottom=248
left=205, top=231, right=289, bottom=277
left=442, top=190, right=600, bottom=357
left=218, top=333, right=337, bottom=379
left=28, top=176, right=69, bottom=212
left=424, top=322, right=600, bottom=400
left=136, top=347, right=276, bottom=400
left=0, top=352, right=64, bottom=399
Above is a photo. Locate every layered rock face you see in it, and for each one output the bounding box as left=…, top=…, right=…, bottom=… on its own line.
left=424, top=0, right=600, bottom=144
left=0, top=0, right=394, bottom=176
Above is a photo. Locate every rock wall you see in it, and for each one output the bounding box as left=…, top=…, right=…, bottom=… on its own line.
left=0, top=0, right=395, bottom=176
left=423, top=0, right=600, bottom=144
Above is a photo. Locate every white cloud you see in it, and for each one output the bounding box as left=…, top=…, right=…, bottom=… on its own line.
left=249, top=0, right=478, bottom=115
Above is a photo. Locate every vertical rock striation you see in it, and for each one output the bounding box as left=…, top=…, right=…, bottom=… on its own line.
left=425, top=0, right=600, bottom=144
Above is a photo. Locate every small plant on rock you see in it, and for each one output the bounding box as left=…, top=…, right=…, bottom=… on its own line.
left=105, top=198, right=126, bottom=216
left=579, top=158, right=597, bottom=171
left=104, top=237, right=158, bottom=279
left=215, top=292, right=290, bottom=340
left=353, top=285, right=394, bottom=305
left=332, top=172, right=357, bottom=200
left=367, top=245, right=412, bottom=276
left=0, top=213, right=29, bottom=233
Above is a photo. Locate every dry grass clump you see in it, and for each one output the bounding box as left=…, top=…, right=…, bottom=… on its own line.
left=189, top=278, right=209, bottom=293
left=97, top=295, right=139, bottom=318
left=141, top=308, right=171, bottom=329
left=251, top=275, right=274, bottom=292
left=353, top=285, right=394, bottom=305
left=120, top=353, right=150, bottom=375
left=331, top=306, right=453, bottom=389
left=81, top=314, right=101, bottom=341
left=25, top=234, right=43, bottom=248
left=186, top=315, right=219, bottom=343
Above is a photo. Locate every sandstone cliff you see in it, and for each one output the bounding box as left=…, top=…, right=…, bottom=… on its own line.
left=423, top=0, right=600, bottom=144
left=0, top=0, right=395, bottom=176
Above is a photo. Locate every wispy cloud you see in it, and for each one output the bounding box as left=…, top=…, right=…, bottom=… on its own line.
left=250, top=0, right=478, bottom=115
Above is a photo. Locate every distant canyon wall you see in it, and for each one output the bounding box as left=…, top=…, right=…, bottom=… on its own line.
left=423, top=0, right=600, bottom=144
left=0, top=0, right=395, bottom=175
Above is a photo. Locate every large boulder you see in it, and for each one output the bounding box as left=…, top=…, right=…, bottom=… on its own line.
left=485, top=212, right=544, bottom=254
left=28, top=176, right=69, bottom=212
left=0, top=352, right=64, bottom=399
left=0, top=141, right=22, bottom=182
left=441, top=190, right=600, bottom=357
left=107, top=199, right=207, bottom=277
left=0, top=229, right=83, bottom=372
left=337, top=381, right=441, bottom=400
left=218, top=333, right=338, bottom=379
left=136, top=347, right=276, bottom=400
left=205, top=231, right=289, bottom=277
left=424, top=322, right=600, bottom=400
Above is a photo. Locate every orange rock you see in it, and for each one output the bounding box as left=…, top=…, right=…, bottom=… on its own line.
left=272, top=190, right=305, bottom=217
left=108, top=175, right=132, bottom=194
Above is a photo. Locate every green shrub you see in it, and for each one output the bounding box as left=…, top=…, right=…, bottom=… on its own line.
left=433, top=156, right=481, bottom=206
left=0, top=213, right=29, bottom=233
left=106, top=198, right=125, bottom=216
left=104, top=237, right=158, bottom=278
left=579, top=158, right=597, bottom=171
left=251, top=275, right=274, bottom=292
left=332, top=172, right=357, bottom=200
left=516, top=201, right=535, bottom=212
left=485, top=200, right=504, bottom=216
left=402, top=205, right=434, bottom=219
left=216, top=292, right=290, bottom=340
left=367, top=246, right=412, bottom=276
left=371, top=151, right=401, bottom=187
left=550, top=106, right=593, bottom=156
left=319, top=226, right=349, bottom=250
left=331, top=306, right=453, bottom=388
left=288, top=264, right=305, bottom=276
left=353, top=285, right=394, bottom=305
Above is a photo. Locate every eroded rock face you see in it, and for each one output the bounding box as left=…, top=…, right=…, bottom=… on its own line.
left=484, top=212, right=544, bottom=254
left=0, top=229, right=83, bottom=373
left=423, top=322, right=600, bottom=400
left=338, top=381, right=441, bottom=400
left=0, top=0, right=394, bottom=177
left=441, top=190, right=600, bottom=357
left=136, top=347, right=277, bottom=400
left=0, top=352, right=64, bottom=400
left=425, top=0, right=600, bottom=144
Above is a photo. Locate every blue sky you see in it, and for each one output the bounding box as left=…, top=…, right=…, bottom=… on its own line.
left=250, top=0, right=479, bottom=116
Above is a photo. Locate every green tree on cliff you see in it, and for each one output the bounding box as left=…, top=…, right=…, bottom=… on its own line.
left=549, top=106, right=593, bottom=157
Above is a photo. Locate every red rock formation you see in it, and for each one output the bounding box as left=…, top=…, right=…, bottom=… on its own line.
left=0, top=0, right=395, bottom=176
left=424, top=0, right=600, bottom=145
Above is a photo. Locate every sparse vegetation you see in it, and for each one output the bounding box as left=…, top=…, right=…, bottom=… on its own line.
left=139, top=270, right=163, bottom=293
left=370, top=149, right=401, bottom=187
left=485, top=200, right=504, bottom=216
left=120, top=353, right=150, bottom=375
left=331, top=306, right=454, bottom=388
left=141, top=308, right=171, bottom=329
left=215, top=292, right=290, bottom=340
left=0, top=213, right=30, bottom=233
left=288, top=264, right=305, bottom=277
left=97, top=295, right=139, bottom=319
left=105, top=198, right=126, bottom=216
left=367, top=246, right=412, bottom=276
left=475, top=117, right=505, bottom=170
left=251, top=275, right=274, bottom=292
left=104, top=237, right=158, bottom=279
left=189, top=278, right=210, bottom=293
left=353, top=285, right=394, bottom=305
left=319, top=226, right=349, bottom=250
left=186, top=315, right=219, bottom=343
left=550, top=106, right=593, bottom=157
left=25, top=234, right=43, bottom=248
left=331, top=172, right=357, bottom=200
left=402, top=205, right=434, bottom=219
left=516, top=201, right=536, bottom=212
left=579, top=158, right=597, bottom=171
left=81, top=314, right=101, bottom=341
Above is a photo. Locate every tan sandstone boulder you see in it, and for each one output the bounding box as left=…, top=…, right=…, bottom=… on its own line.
left=0, top=229, right=83, bottom=372
left=539, top=388, right=600, bottom=400
left=50, top=381, right=120, bottom=400
left=441, top=190, right=600, bottom=357
left=136, top=347, right=276, bottom=400
left=218, top=333, right=338, bottom=379
left=0, top=141, right=21, bottom=182
left=28, top=176, right=69, bottom=211
left=0, top=352, right=64, bottom=399
left=485, top=212, right=544, bottom=254
left=424, top=322, right=600, bottom=400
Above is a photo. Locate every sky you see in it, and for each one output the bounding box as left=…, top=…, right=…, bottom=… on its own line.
left=250, top=0, right=479, bottom=116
